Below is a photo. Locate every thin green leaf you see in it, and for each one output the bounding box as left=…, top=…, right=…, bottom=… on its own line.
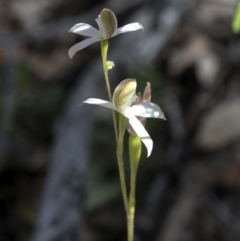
left=232, top=1, right=240, bottom=34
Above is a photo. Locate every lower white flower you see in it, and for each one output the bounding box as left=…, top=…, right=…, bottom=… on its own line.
left=82, top=79, right=166, bottom=157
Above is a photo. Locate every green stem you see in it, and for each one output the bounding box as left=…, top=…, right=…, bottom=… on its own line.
left=117, top=114, right=129, bottom=215
left=100, top=40, right=129, bottom=217
left=128, top=135, right=142, bottom=241
left=100, top=40, right=118, bottom=142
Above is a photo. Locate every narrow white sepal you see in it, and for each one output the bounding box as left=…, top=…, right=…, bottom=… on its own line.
left=69, top=23, right=100, bottom=38
left=68, top=38, right=98, bottom=58
left=128, top=102, right=166, bottom=119
left=82, top=98, right=115, bottom=110
left=128, top=116, right=153, bottom=157
left=112, top=22, right=143, bottom=37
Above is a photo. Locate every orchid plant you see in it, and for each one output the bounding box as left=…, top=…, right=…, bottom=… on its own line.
left=69, top=8, right=165, bottom=241
left=82, top=79, right=165, bottom=157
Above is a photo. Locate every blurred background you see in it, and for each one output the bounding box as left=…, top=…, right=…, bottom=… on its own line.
left=1, top=0, right=240, bottom=240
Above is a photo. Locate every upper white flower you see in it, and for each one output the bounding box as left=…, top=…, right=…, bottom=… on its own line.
left=68, top=8, right=143, bottom=58
left=81, top=79, right=166, bottom=157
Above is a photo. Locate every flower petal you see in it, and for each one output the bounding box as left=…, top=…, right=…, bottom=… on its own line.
left=112, top=22, right=143, bottom=37
left=69, top=23, right=100, bottom=38
left=68, top=38, right=98, bottom=58
left=81, top=98, right=115, bottom=110
left=143, top=82, right=151, bottom=102
left=96, top=9, right=117, bottom=39
left=113, top=79, right=137, bottom=115
left=128, top=116, right=153, bottom=157
left=127, top=102, right=166, bottom=119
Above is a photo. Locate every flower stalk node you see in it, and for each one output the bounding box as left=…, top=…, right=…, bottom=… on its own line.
left=106, top=61, right=115, bottom=70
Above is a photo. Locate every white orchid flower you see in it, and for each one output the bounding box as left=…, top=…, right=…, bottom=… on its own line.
left=81, top=79, right=166, bottom=157
left=68, top=8, right=143, bottom=58
left=127, top=82, right=152, bottom=135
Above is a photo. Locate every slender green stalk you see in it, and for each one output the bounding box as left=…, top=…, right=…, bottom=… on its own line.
left=100, top=40, right=118, bottom=142
left=117, top=114, right=129, bottom=215
left=128, top=135, right=142, bottom=241
left=100, top=40, right=129, bottom=216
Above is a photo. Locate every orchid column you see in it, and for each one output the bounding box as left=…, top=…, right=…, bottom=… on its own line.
left=68, top=9, right=166, bottom=241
